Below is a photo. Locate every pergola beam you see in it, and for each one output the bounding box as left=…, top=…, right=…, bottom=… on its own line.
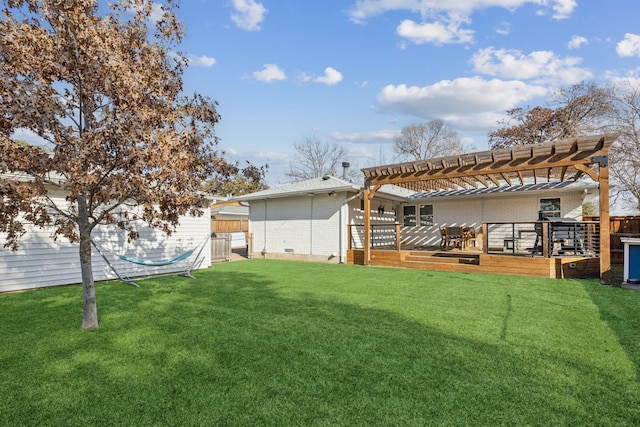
left=362, top=135, right=618, bottom=192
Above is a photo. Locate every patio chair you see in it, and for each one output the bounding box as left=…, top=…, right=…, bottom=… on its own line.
left=439, top=227, right=447, bottom=249
left=446, top=226, right=464, bottom=249
left=464, top=227, right=477, bottom=249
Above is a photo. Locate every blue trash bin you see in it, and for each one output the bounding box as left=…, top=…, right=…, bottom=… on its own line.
left=622, top=238, right=640, bottom=285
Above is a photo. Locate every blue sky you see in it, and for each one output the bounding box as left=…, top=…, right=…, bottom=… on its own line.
left=15, top=1, right=640, bottom=187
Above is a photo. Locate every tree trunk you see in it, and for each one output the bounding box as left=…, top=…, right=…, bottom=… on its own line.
left=78, top=197, right=99, bottom=329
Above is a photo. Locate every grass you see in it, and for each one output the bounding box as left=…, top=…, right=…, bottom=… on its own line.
left=1, top=259, right=640, bottom=426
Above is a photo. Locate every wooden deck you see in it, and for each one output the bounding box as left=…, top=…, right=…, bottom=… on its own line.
left=347, top=249, right=600, bottom=279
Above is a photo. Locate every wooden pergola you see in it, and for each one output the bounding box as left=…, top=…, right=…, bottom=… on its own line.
left=360, top=134, right=619, bottom=284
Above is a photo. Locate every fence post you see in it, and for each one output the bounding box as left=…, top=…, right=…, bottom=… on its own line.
left=247, top=233, right=253, bottom=259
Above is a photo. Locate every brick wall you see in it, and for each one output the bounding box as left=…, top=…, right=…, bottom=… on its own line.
left=249, top=193, right=346, bottom=261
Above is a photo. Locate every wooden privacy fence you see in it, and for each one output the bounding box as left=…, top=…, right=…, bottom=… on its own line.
left=211, top=219, right=248, bottom=233
left=584, top=216, right=640, bottom=264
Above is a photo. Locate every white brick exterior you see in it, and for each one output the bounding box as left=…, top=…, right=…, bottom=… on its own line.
left=249, top=193, right=349, bottom=262
left=399, top=189, right=588, bottom=247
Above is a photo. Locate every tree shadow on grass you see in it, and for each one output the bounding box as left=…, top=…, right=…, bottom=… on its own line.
left=2, top=273, right=640, bottom=426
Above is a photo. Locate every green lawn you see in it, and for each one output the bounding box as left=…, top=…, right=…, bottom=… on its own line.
left=2, top=259, right=640, bottom=426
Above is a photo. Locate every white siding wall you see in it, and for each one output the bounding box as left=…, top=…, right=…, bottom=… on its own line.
left=0, top=195, right=211, bottom=293
left=248, top=193, right=345, bottom=262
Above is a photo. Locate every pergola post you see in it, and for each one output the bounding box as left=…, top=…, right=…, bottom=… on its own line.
left=598, top=158, right=612, bottom=285
left=362, top=184, right=380, bottom=266
left=363, top=188, right=371, bottom=265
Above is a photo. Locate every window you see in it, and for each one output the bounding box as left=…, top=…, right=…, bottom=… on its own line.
left=403, top=205, right=433, bottom=226
left=419, top=204, right=433, bottom=226
left=540, top=198, right=561, bottom=218
left=403, top=205, right=416, bottom=226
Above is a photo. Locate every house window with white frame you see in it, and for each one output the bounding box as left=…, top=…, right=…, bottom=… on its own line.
left=419, top=204, right=433, bottom=226
left=403, top=204, right=433, bottom=226
left=540, top=198, right=561, bottom=218
left=403, top=205, right=416, bottom=226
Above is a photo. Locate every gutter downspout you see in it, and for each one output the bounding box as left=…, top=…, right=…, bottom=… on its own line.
left=262, top=199, right=267, bottom=257
left=309, top=195, right=314, bottom=256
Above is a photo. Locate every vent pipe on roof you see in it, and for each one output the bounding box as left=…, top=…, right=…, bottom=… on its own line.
left=342, top=161, right=350, bottom=180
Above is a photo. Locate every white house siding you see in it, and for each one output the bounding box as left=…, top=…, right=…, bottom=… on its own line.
left=0, top=197, right=211, bottom=293
left=249, top=193, right=346, bottom=262
left=400, top=191, right=586, bottom=248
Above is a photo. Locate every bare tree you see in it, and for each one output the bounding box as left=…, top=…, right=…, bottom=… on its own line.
left=609, top=79, right=640, bottom=212
left=486, top=81, right=640, bottom=211
left=288, top=135, right=355, bottom=181
left=0, top=0, right=238, bottom=329
left=393, top=119, right=464, bottom=161
left=489, top=82, right=614, bottom=149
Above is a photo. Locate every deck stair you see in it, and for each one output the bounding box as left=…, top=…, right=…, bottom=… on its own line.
left=404, top=251, right=480, bottom=266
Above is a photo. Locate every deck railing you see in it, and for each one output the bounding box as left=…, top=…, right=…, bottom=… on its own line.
left=483, top=221, right=600, bottom=257
left=348, top=221, right=600, bottom=258
left=348, top=224, right=401, bottom=250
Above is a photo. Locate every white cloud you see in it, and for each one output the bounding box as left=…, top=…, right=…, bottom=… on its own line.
left=329, top=129, right=399, bottom=143
left=376, top=77, right=548, bottom=130
left=347, top=0, right=577, bottom=24
left=251, top=64, right=287, bottom=82
left=606, top=68, right=640, bottom=89
left=396, top=18, right=474, bottom=45
left=495, top=21, right=511, bottom=36
left=230, top=0, right=267, bottom=31
left=550, top=0, right=577, bottom=19
left=188, top=54, right=216, bottom=67
left=314, top=67, right=343, bottom=86
left=617, top=33, right=640, bottom=58
left=149, top=3, right=165, bottom=22
left=471, top=47, right=592, bottom=85
left=348, top=1, right=576, bottom=46
left=126, top=2, right=166, bottom=23
left=567, top=35, right=588, bottom=49
left=297, top=72, right=312, bottom=83
left=298, top=67, right=344, bottom=85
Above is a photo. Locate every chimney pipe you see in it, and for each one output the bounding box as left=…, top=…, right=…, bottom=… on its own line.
left=341, top=161, right=350, bottom=180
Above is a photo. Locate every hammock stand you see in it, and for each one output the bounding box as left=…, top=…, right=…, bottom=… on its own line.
left=91, top=235, right=209, bottom=287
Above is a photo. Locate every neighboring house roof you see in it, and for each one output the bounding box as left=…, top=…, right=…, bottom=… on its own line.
left=211, top=204, right=248, bottom=216
left=408, top=180, right=598, bottom=200
left=233, top=176, right=361, bottom=201
left=2, top=171, right=66, bottom=186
